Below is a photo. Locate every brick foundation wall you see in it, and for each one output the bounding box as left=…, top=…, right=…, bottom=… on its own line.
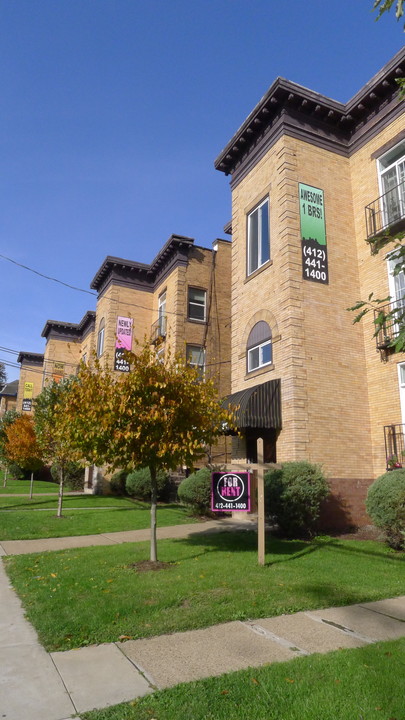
left=318, top=476, right=374, bottom=530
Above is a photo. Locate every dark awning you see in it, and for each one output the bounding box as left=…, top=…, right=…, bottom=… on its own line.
left=223, top=379, right=281, bottom=430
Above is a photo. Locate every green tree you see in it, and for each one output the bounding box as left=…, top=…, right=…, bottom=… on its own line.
left=34, top=379, right=81, bottom=517
left=63, top=343, right=234, bottom=562
left=0, top=362, right=6, bottom=385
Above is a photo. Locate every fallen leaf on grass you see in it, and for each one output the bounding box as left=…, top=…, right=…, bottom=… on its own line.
left=251, top=679, right=259, bottom=685
left=118, top=635, right=133, bottom=641
left=220, top=690, right=229, bottom=695
left=285, top=678, right=295, bottom=683
left=50, top=573, right=57, bottom=578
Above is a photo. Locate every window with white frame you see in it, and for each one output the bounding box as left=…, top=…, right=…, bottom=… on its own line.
left=247, top=198, right=270, bottom=275
left=158, top=291, right=167, bottom=335
left=378, top=141, right=405, bottom=228
left=96, top=319, right=105, bottom=357
left=186, top=345, right=205, bottom=378
left=188, top=287, right=206, bottom=322
left=247, top=321, right=272, bottom=372
left=398, top=362, right=405, bottom=426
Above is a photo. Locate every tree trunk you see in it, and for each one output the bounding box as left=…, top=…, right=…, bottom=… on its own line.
left=29, top=472, right=34, bottom=499
left=3, top=467, right=7, bottom=488
left=57, top=465, right=65, bottom=518
left=150, top=465, right=158, bottom=562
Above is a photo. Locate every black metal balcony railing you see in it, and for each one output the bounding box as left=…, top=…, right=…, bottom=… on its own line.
left=384, top=424, right=405, bottom=470
left=373, top=299, right=405, bottom=349
left=150, top=315, right=167, bottom=344
left=365, top=179, right=405, bottom=241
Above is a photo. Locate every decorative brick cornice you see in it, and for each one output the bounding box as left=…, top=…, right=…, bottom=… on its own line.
left=215, top=47, right=405, bottom=182
left=90, top=235, right=195, bottom=296
left=17, top=351, right=44, bottom=365
left=41, top=310, right=96, bottom=341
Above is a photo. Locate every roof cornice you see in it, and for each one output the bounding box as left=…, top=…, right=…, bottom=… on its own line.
left=17, top=352, right=44, bottom=364
left=90, top=235, right=196, bottom=295
left=41, top=310, right=96, bottom=340
left=215, top=47, right=405, bottom=177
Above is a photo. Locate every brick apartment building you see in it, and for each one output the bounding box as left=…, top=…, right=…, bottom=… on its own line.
left=215, top=47, right=405, bottom=528
left=16, top=235, right=232, bottom=481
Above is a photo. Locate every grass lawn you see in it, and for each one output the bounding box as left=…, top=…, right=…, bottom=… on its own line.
left=81, top=638, right=405, bottom=720
left=0, top=475, right=60, bottom=494
left=0, top=495, right=195, bottom=540
left=4, top=531, right=404, bottom=651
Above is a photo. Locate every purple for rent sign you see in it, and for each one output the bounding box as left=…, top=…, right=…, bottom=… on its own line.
left=211, top=472, right=250, bottom=512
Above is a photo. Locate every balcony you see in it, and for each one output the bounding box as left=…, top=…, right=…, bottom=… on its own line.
left=150, top=315, right=166, bottom=344
left=373, top=299, right=405, bottom=349
left=384, top=424, right=405, bottom=470
left=365, top=179, right=405, bottom=247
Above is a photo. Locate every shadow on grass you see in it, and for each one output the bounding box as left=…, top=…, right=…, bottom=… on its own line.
left=171, top=529, right=405, bottom=566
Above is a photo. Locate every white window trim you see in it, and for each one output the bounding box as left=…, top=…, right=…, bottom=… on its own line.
left=247, top=339, right=272, bottom=373
left=398, top=362, right=405, bottom=426
left=188, top=288, right=207, bottom=322
left=158, top=291, right=167, bottom=334
left=97, top=325, right=105, bottom=357
left=247, top=198, right=270, bottom=276
left=377, top=140, right=405, bottom=229
left=186, top=345, right=205, bottom=376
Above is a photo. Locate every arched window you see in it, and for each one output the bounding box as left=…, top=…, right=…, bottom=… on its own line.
left=97, top=318, right=105, bottom=357
left=247, top=321, right=272, bottom=372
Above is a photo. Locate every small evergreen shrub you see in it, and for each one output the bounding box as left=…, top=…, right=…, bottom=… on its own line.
left=264, top=461, right=329, bottom=537
left=178, top=468, right=212, bottom=513
left=366, top=470, right=405, bottom=550
left=6, top=462, right=27, bottom=480
left=126, top=467, right=172, bottom=502
left=110, top=469, right=128, bottom=496
left=51, top=462, right=85, bottom=491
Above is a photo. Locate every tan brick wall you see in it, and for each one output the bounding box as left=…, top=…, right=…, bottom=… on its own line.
left=16, top=361, right=44, bottom=413
left=95, top=285, right=153, bottom=371
left=349, top=116, right=405, bottom=476
left=230, top=134, right=373, bottom=482
left=43, top=338, right=81, bottom=384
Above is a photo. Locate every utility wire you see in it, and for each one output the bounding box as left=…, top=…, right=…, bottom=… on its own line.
left=0, top=253, right=231, bottom=321
left=0, top=253, right=97, bottom=296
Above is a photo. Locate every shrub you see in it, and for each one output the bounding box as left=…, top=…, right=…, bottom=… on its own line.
left=264, top=461, right=329, bottom=538
left=126, top=467, right=172, bottom=502
left=366, top=470, right=405, bottom=550
left=110, top=469, right=128, bottom=496
left=178, top=468, right=212, bottom=513
left=6, top=462, right=27, bottom=480
left=50, top=462, right=85, bottom=491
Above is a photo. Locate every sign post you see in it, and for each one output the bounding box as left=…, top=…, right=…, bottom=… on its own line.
left=257, top=437, right=265, bottom=566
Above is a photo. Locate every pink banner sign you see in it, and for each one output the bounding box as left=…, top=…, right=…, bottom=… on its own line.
left=115, top=316, right=133, bottom=351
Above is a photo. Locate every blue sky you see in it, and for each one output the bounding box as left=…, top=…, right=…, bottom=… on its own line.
left=1, top=0, right=403, bottom=381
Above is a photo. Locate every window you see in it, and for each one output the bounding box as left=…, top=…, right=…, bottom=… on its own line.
left=378, top=142, right=405, bottom=228
left=186, top=345, right=205, bottom=378
left=158, top=291, right=167, bottom=335
left=97, top=318, right=105, bottom=357
left=247, top=321, right=272, bottom=372
left=247, top=198, right=270, bottom=275
left=188, top=287, right=206, bottom=321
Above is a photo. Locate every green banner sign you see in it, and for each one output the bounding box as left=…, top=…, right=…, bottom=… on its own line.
left=299, top=183, right=328, bottom=284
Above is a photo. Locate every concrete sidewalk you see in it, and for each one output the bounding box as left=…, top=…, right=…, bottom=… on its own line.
left=1, top=547, right=405, bottom=720
left=0, top=517, right=249, bottom=556
left=1, top=520, right=405, bottom=719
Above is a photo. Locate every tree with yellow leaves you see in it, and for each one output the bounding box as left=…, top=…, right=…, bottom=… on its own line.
left=63, top=341, right=234, bottom=562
